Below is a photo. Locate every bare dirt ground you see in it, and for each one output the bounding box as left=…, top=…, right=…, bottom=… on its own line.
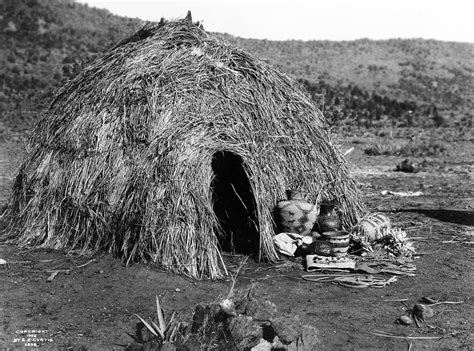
left=1, top=128, right=473, bottom=350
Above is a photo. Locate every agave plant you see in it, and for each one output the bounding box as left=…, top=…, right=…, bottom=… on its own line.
left=135, top=295, right=180, bottom=343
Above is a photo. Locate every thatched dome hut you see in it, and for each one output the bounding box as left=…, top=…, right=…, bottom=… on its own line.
left=5, top=16, right=364, bottom=278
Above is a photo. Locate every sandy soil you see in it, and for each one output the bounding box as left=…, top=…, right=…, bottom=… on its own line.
left=1, top=129, right=473, bottom=350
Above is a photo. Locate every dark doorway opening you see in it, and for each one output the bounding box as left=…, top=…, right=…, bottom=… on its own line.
left=211, top=151, right=259, bottom=255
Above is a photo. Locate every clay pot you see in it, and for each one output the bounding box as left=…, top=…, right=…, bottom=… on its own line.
left=316, top=202, right=342, bottom=233
left=276, top=190, right=318, bottom=236
left=321, top=231, right=350, bottom=257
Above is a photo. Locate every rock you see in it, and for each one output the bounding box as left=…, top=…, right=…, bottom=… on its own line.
left=298, top=324, right=320, bottom=350
left=246, top=299, right=277, bottom=321
left=191, top=304, right=212, bottom=333
left=284, top=324, right=320, bottom=351
left=220, top=298, right=237, bottom=316
left=251, top=338, right=272, bottom=351
left=270, top=316, right=302, bottom=344
left=228, top=315, right=262, bottom=349
left=271, top=335, right=285, bottom=349
left=142, top=340, right=161, bottom=351
left=397, top=315, right=413, bottom=325
left=235, top=296, right=250, bottom=315
left=412, top=304, right=434, bottom=321
left=395, top=159, right=417, bottom=173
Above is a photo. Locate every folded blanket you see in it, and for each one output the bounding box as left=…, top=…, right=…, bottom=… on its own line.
left=306, top=254, right=355, bottom=270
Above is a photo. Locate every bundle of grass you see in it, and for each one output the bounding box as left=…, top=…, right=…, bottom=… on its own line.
left=3, top=14, right=364, bottom=278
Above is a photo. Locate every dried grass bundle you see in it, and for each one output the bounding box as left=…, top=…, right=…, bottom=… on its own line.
left=3, top=17, right=364, bottom=278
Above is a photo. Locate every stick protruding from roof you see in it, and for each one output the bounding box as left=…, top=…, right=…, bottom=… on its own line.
left=185, top=10, right=192, bottom=22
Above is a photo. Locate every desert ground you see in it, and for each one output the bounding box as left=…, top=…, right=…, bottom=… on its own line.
left=1, top=127, right=473, bottom=350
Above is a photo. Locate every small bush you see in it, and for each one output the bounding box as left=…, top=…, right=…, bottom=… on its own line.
left=364, top=144, right=401, bottom=156
left=400, top=139, right=447, bottom=157
left=365, top=139, right=447, bottom=157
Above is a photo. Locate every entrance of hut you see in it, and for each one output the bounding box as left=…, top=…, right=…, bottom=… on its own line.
left=211, top=151, right=259, bottom=255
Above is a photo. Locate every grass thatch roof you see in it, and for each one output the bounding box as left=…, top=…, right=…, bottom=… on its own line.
left=4, top=16, right=364, bottom=278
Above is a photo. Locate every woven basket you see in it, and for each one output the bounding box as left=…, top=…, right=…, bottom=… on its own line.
left=354, top=213, right=391, bottom=242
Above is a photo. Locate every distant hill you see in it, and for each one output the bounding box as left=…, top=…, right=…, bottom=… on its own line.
left=0, top=0, right=143, bottom=134
left=219, top=35, right=473, bottom=127
left=1, top=0, right=473, bottom=135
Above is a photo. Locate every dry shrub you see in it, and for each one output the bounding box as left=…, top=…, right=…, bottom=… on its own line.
left=365, top=138, right=447, bottom=157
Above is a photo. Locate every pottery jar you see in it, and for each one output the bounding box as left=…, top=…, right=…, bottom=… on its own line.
left=276, top=190, right=318, bottom=236
left=316, top=202, right=342, bottom=233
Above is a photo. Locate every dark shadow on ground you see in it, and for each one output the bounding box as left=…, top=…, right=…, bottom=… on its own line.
left=398, top=208, right=474, bottom=226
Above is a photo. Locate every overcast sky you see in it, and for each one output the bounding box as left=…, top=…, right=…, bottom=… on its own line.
left=78, top=0, right=473, bottom=42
